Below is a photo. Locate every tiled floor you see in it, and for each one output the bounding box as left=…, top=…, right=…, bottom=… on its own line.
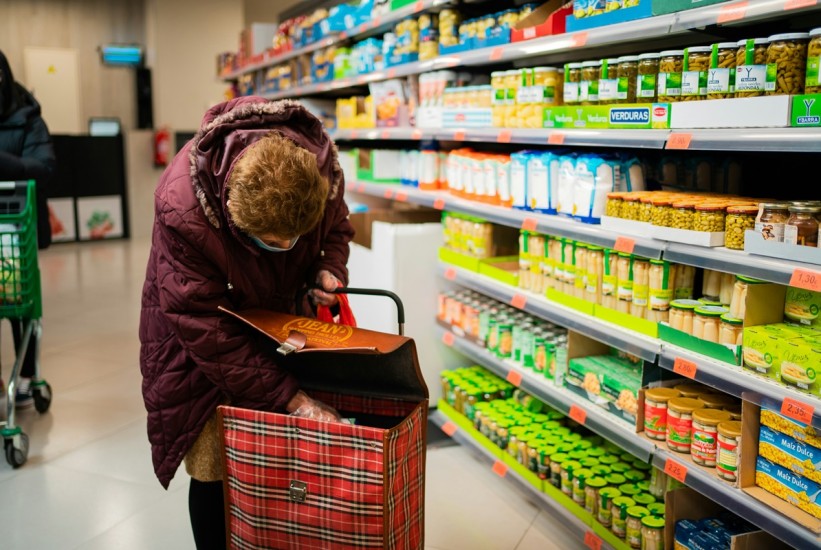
left=0, top=238, right=584, bottom=549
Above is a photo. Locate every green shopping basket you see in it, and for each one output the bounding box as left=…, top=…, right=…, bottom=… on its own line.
left=0, top=180, right=42, bottom=320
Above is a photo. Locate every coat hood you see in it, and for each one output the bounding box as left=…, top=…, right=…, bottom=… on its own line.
left=188, top=97, right=342, bottom=230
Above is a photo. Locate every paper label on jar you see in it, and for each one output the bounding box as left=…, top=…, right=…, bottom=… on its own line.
left=765, top=63, right=778, bottom=92
left=564, top=82, right=580, bottom=103
left=658, top=72, right=681, bottom=96
left=598, top=78, right=619, bottom=101
left=736, top=65, right=767, bottom=92
left=707, top=68, right=732, bottom=94
left=755, top=221, right=785, bottom=242
left=681, top=70, right=707, bottom=96
left=637, top=73, right=657, bottom=98
left=807, top=56, right=820, bottom=87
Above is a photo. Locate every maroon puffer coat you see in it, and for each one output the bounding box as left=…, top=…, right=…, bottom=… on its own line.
left=139, top=97, right=353, bottom=488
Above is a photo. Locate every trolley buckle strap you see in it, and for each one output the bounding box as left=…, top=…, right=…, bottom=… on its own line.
left=289, top=480, right=307, bottom=503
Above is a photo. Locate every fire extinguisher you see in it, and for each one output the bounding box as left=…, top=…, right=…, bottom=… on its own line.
left=154, top=126, right=171, bottom=167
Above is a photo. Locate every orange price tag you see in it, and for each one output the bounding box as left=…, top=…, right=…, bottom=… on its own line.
left=782, top=397, right=815, bottom=425
left=497, top=129, right=512, bottom=143
left=442, top=421, right=458, bottom=437
left=442, top=332, right=455, bottom=347
left=387, top=68, right=397, bottom=79
left=521, top=217, right=538, bottom=232
left=357, top=184, right=366, bottom=193
left=673, top=358, right=698, bottom=379
left=396, top=190, right=408, bottom=202
left=453, top=130, right=466, bottom=141
left=717, top=1, right=748, bottom=23
left=383, top=189, right=394, bottom=199
left=584, top=531, right=603, bottom=550
left=571, top=32, right=589, bottom=48
left=790, top=268, right=821, bottom=291
left=548, top=132, right=565, bottom=145
left=664, top=458, right=688, bottom=483
left=492, top=460, right=509, bottom=478
left=785, top=0, right=817, bottom=8
left=381, top=130, right=391, bottom=139
left=667, top=133, right=693, bottom=150
left=489, top=47, right=504, bottom=61
left=613, top=236, right=636, bottom=254
left=433, top=198, right=446, bottom=210
left=506, top=370, right=523, bottom=387
left=411, top=129, right=423, bottom=140
left=511, top=294, right=527, bottom=309
left=444, top=267, right=457, bottom=280
left=569, top=405, right=587, bottom=425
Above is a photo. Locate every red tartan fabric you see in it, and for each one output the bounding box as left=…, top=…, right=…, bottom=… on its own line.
left=221, top=399, right=426, bottom=550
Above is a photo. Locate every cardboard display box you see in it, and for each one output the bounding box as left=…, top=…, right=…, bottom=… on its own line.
left=543, top=103, right=671, bottom=130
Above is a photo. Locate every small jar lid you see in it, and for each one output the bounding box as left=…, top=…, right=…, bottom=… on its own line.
left=645, top=387, right=681, bottom=402
left=669, top=397, right=706, bottom=413
left=582, top=60, right=602, bottom=67
left=716, top=42, right=738, bottom=49
left=670, top=299, right=702, bottom=311
left=660, top=50, right=685, bottom=56
left=686, top=46, right=713, bottom=53
left=727, top=205, right=759, bottom=215
left=617, top=55, right=640, bottom=63
left=693, top=408, right=732, bottom=425
left=720, top=314, right=744, bottom=326
left=768, top=33, right=811, bottom=41
left=737, top=38, right=770, bottom=46
left=566, top=62, right=584, bottom=69
left=627, top=506, right=650, bottom=519
left=810, top=28, right=821, bottom=38
left=718, top=420, right=743, bottom=438
left=638, top=53, right=661, bottom=60
left=642, top=516, right=666, bottom=529
left=695, top=305, right=729, bottom=317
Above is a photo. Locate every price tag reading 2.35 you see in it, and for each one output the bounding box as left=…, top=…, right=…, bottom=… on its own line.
left=664, top=458, right=688, bottom=483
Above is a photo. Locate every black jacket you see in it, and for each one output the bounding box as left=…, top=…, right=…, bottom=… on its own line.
left=0, top=51, right=55, bottom=249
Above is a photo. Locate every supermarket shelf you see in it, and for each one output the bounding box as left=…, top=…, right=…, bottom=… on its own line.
left=683, top=128, right=821, bottom=153
left=663, top=242, right=820, bottom=286
left=659, top=345, right=821, bottom=430
left=222, top=0, right=448, bottom=80
left=347, top=180, right=667, bottom=259
left=437, top=326, right=655, bottom=462
left=651, top=448, right=821, bottom=550
left=438, top=263, right=661, bottom=363
left=429, top=409, right=622, bottom=550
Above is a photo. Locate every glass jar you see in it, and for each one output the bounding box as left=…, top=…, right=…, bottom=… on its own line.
left=580, top=61, right=601, bottom=105
left=725, top=205, right=759, bottom=249
left=584, top=477, right=608, bottom=516
left=564, top=62, right=583, bottom=105
left=669, top=299, right=699, bottom=334
left=693, top=306, right=727, bottom=343
left=807, top=28, right=821, bottom=94
left=766, top=33, right=810, bottom=95
left=785, top=205, right=820, bottom=247
left=708, top=42, right=738, bottom=99
left=606, top=192, right=626, bottom=218
left=602, top=249, right=619, bottom=310
left=631, top=257, right=650, bottom=319
left=585, top=246, right=604, bottom=305
left=658, top=50, right=684, bottom=102
left=599, top=58, right=620, bottom=105
left=717, top=421, right=742, bottom=482
left=671, top=201, right=696, bottom=230
left=694, top=203, right=726, bottom=232
left=597, top=487, right=622, bottom=527
left=616, top=253, right=634, bottom=315
left=681, top=46, right=711, bottom=101
left=641, top=516, right=665, bottom=550
left=675, top=265, right=695, bottom=300
left=637, top=53, right=660, bottom=103
left=644, top=387, right=681, bottom=441
left=692, top=408, right=732, bottom=467
left=650, top=198, right=673, bottom=227
left=611, top=496, right=636, bottom=539
left=735, top=38, right=770, bottom=97
left=617, top=55, right=639, bottom=103
left=719, top=314, right=743, bottom=346
left=667, top=397, right=705, bottom=453
left=647, top=260, right=674, bottom=323
left=626, top=506, right=649, bottom=549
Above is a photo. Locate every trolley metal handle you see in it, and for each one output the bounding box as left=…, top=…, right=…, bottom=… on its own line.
left=296, top=286, right=405, bottom=336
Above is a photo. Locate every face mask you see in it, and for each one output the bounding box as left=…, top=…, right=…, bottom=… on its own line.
left=251, top=235, right=299, bottom=252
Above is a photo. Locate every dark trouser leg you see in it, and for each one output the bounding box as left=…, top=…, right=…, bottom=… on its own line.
left=189, top=478, right=227, bottom=550
left=10, top=319, right=35, bottom=378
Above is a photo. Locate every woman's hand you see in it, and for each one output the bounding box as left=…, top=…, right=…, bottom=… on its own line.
left=309, top=270, right=340, bottom=307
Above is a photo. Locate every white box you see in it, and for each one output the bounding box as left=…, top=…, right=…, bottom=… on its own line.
left=670, top=95, right=792, bottom=128
left=653, top=226, right=725, bottom=247
left=600, top=215, right=652, bottom=238
left=744, top=229, right=821, bottom=265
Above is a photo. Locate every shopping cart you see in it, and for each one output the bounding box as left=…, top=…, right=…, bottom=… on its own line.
left=218, top=287, right=427, bottom=549
left=0, top=181, right=52, bottom=468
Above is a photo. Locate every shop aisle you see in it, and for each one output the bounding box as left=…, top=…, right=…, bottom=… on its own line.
left=0, top=238, right=583, bottom=550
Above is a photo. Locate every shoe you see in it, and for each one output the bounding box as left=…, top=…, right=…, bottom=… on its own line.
left=15, top=377, right=33, bottom=409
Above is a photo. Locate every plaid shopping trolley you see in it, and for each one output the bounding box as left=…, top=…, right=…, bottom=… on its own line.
left=218, top=291, right=428, bottom=550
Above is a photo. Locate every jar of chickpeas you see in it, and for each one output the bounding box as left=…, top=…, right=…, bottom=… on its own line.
left=735, top=38, right=769, bottom=97
left=707, top=42, right=738, bottom=99
left=681, top=46, right=711, bottom=101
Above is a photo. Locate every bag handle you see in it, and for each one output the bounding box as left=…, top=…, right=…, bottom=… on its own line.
left=297, top=286, right=405, bottom=336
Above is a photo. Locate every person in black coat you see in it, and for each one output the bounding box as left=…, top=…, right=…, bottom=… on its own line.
left=0, top=49, right=55, bottom=407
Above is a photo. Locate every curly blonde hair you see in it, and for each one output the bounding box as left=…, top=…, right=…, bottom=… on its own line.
left=227, top=133, right=329, bottom=239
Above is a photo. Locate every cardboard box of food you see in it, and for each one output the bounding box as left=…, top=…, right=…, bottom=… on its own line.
left=759, top=425, right=821, bottom=484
